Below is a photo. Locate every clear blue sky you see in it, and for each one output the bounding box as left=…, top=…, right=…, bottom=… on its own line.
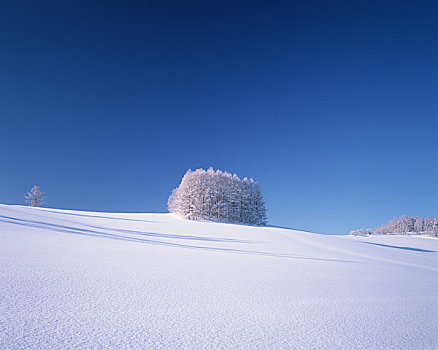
left=1, top=0, right=437, bottom=234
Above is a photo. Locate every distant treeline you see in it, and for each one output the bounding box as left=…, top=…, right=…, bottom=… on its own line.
left=351, top=216, right=438, bottom=237
left=168, top=168, right=267, bottom=226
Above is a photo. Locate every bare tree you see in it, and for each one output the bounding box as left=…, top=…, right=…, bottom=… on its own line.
left=25, top=185, right=46, bottom=207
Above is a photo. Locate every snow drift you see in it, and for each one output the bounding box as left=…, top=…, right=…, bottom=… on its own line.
left=0, top=203, right=437, bottom=349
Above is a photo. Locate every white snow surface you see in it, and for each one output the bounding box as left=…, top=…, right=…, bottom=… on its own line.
left=1, top=204, right=437, bottom=350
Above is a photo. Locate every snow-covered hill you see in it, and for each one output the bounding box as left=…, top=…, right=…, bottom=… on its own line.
left=1, top=204, right=437, bottom=349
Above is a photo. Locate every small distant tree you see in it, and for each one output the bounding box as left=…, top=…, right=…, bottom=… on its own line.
left=25, top=185, right=46, bottom=207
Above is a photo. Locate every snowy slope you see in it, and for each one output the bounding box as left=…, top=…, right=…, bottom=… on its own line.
left=0, top=204, right=437, bottom=349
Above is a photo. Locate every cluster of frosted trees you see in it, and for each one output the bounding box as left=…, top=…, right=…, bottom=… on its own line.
left=168, top=168, right=267, bottom=225
left=351, top=216, right=438, bottom=237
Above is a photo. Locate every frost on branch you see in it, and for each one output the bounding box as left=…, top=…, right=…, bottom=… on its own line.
left=25, top=185, right=46, bottom=207
left=168, top=168, right=267, bottom=226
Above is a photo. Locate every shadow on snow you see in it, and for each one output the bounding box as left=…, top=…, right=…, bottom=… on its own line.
left=361, top=241, right=436, bottom=253
left=0, top=215, right=357, bottom=263
left=33, top=209, right=157, bottom=223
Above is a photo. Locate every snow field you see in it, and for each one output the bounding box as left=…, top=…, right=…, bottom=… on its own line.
left=0, top=204, right=437, bottom=349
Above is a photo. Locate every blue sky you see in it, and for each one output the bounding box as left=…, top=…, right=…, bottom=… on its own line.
left=1, top=0, right=437, bottom=234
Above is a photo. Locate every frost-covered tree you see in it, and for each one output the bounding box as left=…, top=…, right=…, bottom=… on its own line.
left=168, top=168, right=267, bottom=225
left=351, top=216, right=438, bottom=236
left=25, top=185, right=46, bottom=207
left=252, top=181, right=267, bottom=226
left=229, top=173, right=241, bottom=223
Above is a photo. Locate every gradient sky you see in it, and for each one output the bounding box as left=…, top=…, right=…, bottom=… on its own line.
left=1, top=0, right=437, bottom=234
